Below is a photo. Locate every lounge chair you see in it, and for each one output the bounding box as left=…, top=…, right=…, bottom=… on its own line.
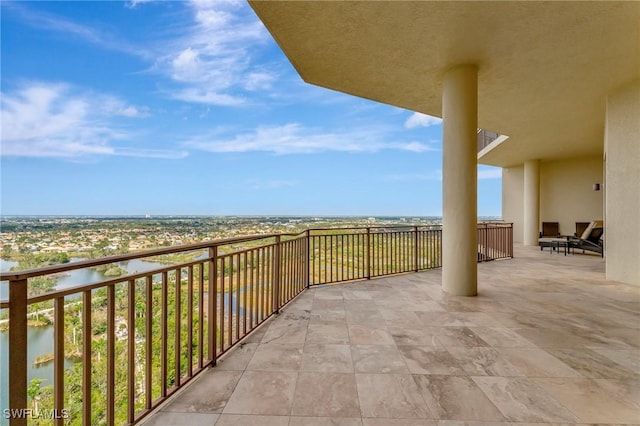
left=538, top=222, right=561, bottom=251
left=568, top=221, right=604, bottom=257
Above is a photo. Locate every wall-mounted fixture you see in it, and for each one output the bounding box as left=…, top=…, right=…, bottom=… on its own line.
left=593, top=183, right=601, bottom=191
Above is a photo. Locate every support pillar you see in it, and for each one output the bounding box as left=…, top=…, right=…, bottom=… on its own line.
left=523, top=159, right=540, bottom=245
left=442, top=64, right=478, bottom=296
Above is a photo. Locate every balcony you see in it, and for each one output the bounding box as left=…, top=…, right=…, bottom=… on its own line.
left=1, top=224, right=512, bottom=425
left=143, top=244, right=639, bottom=425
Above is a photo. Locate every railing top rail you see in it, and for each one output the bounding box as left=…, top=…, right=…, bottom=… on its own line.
left=308, top=225, right=440, bottom=232
left=0, top=222, right=510, bottom=282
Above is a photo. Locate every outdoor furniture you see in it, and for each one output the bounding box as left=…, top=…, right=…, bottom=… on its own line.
left=568, top=221, right=604, bottom=257
left=575, top=222, right=591, bottom=238
left=538, top=221, right=561, bottom=252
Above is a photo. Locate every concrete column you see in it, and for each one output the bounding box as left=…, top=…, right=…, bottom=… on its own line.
left=442, top=65, right=478, bottom=296
left=523, top=159, right=540, bottom=245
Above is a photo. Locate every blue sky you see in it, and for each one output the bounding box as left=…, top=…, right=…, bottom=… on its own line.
left=0, top=0, right=502, bottom=217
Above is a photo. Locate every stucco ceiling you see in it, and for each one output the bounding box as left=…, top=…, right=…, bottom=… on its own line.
left=249, top=1, right=639, bottom=167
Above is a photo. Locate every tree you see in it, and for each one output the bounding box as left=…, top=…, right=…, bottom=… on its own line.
left=27, top=378, right=43, bottom=412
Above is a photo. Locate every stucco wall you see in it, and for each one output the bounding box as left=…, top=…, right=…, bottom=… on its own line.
left=605, top=80, right=640, bottom=285
left=502, top=165, right=524, bottom=243
left=502, top=158, right=603, bottom=243
left=539, top=156, right=604, bottom=236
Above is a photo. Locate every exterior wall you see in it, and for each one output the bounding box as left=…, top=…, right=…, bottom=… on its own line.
left=502, top=165, right=524, bottom=243
left=539, top=156, right=604, bottom=236
left=605, top=80, right=640, bottom=285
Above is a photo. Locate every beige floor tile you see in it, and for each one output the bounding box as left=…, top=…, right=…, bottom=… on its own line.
left=307, top=323, right=350, bottom=344
left=469, top=327, right=537, bottom=348
left=428, top=327, right=489, bottom=348
left=300, top=343, right=354, bottom=373
left=290, top=417, right=363, bottom=426
left=223, top=371, right=297, bottom=415
left=546, top=348, right=636, bottom=379
left=214, top=414, right=290, bottom=425
left=246, top=344, right=303, bottom=371
left=261, top=322, right=308, bottom=345
left=592, top=348, right=640, bottom=372
left=413, top=375, right=505, bottom=421
left=162, top=370, right=242, bottom=413
left=356, top=373, right=431, bottom=418
left=397, top=346, right=466, bottom=375
left=348, top=324, right=395, bottom=345
left=512, top=327, right=591, bottom=349
left=445, top=347, right=524, bottom=377
left=389, top=327, right=442, bottom=347
left=310, top=308, right=347, bottom=325
left=352, top=344, right=409, bottom=374
left=471, top=376, right=578, bottom=422
left=291, top=372, right=360, bottom=417
left=215, top=342, right=260, bottom=371
left=346, top=309, right=384, bottom=326
left=363, top=419, right=436, bottom=426
left=593, top=377, right=640, bottom=409
left=144, top=412, right=219, bottom=425
left=497, top=347, right=582, bottom=378
left=532, top=377, right=640, bottom=423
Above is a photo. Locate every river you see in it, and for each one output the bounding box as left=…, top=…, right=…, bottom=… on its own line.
left=0, top=257, right=169, bottom=424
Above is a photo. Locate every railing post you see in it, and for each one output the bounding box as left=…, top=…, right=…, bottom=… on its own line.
left=305, top=230, right=311, bottom=288
left=413, top=226, right=419, bottom=272
left=9, top=278, right=27, bottom=426
left=210, top=247, right=218, bottom=364
left=273, top=235, right=282, bottom=313
left=366, top=228, right=371, bottom=279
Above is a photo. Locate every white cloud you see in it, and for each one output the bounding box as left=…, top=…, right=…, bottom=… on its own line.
left=0, top=82, right=185, bottom=159
left=125, top=0, right=153, bottom=9
left=404, top=112, right=442, bottom=129
left=154, top=1, right=276, bottom=106
left=183, top=123, right=437, bottom=155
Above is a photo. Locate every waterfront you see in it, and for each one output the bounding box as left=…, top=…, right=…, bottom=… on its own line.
left=0, top=258, right=169, bottom=423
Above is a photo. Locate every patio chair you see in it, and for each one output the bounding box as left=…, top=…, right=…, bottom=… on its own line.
left=568, top=221, right=604, bottom=257
left=538, top=221, right=560, bottom=251
left=575, top=222, right=591, bottom=238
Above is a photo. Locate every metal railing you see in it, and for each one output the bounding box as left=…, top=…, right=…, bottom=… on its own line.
left=0, top=223, right=512, bottom=425
left=477, top=129, right=501, bottom=152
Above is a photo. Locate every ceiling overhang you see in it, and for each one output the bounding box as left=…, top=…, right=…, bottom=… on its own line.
left=249, top=1, right=639, bottom=167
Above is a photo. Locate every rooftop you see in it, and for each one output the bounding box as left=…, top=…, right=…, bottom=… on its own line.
left=144, top=245, right=640, bottom=425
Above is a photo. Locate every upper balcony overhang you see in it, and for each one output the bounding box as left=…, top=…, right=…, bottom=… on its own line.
left=249, top=1, right=639, bottom=168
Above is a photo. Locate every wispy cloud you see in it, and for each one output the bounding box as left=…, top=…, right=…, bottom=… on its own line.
left=125, top=0, right=154, bottom=9
left=2, top=2, right=150, bottom=59
left=404, top=112, right=442, bottom=129
left=182, top=123, right=436, bottom=155
left=0, top=81, right=186, bottom=159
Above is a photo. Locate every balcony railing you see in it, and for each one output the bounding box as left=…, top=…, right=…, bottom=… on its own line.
left=477, top=129, right=501, bottom=152
left=0, top=223, right=512, bottom=425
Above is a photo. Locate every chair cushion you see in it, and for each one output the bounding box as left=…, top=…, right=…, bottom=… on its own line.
left=580, top=221, right=596, bottom=240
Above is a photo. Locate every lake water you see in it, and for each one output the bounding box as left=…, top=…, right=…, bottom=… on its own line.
left=0, top=257, right=168, bottom=424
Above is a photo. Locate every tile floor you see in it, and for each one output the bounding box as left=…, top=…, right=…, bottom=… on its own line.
left=143, top=245, right=640, bottom=425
